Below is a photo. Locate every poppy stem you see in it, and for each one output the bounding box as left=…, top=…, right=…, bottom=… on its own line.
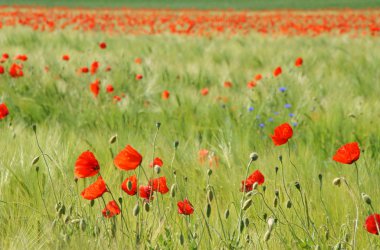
left=354, top=162, right=361, bottom=194
left=343, top=178, right=358, bottom=250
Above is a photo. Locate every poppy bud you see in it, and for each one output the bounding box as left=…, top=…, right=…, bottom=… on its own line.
left=74, top=177, right=78, bottom=183
left=243, top=199, right=253, bottom=210
left=224, top=209, right=230, bottom=219
left=79, top=219, right=86, bottom=231
left=318, top=173, right=323, bottom=182
left=249, top=152, right=259, bottom=161
left=286, top=200, right=292, bottom=208
left=156, top=122, right=161, bottom=129
left=207, top=169, right=212, bottom=176
left=295, top=182, right=301, bottom=190
left=278, top=155, right=283, bottom=162
left=207, top=189, right=214, bottom=202
left=245, top=190, right=257, bottom=198
left=32, top=124, right=37, bottom=133
left=144, top=203, right=150, bottom=212
left=90, top=200, right=95, bottom=207
left=268, top=217, right=275, bottom=230
left=273, top=197, right=278, bottom=208
left=174, top=141, right=179, bottom=149
left=173, top=170, right=177, bottom=176
left=133, top=203, right=140, bottom=216
left=170, top=184, right=176, bottom=197
left=275, top=166, right=279, bottom=174
left=184, top=176, right=188, bottom=182
left=109, top=135, right=117, bottom=144
left=206, top=204, right=211, bottom=218
left=252, top=182, right=258, bottom=190
left=333, top=177, right=341, bottom=187
left=35, top=166, right=39, bottom=172
left=361, top=193, right=372, bottom=205
left=154, top=165, right=161, bottom=174
left=263, top=213, right=267, bottom=220
left=262, top=185, right=266, bottom=193
left=179, top=233, right=184, bottom=245
left=274, top=189, right=279, bottom=197
left=239, top=220, right=245, bottom=233
left=264, top=231, right=271, bottom=242
left=244, top=217, right=250, bottom=227
left=118, top=197, right=123, bottom=204
left=32, top=156, right=40, bottom=165
left=325, top=229, right=329, bottom=240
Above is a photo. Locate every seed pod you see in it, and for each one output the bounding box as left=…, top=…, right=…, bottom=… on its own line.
left=242, top=199, right=253, bottom=210
left=286, top=200, right=292, bottom=208
left=179, top=233, right=184, bottom=245
left=250, top=152, right=259, bottom=161
left=32, top=124, right=37, bottom=133
left=264, top=231, right=271, bottom=242
left=207, top=169, right=212, bottom=176
left=79, top=219, right=86, bottom=231
left=170, top=184, right=176, bottom=198
left=174, top=141, right=179, bottom=149
left=244, top=217, right=250, bottom=227
left=109, top=135, right=117, bottom=144
left=224, top=209, right=230, bottom=219
left=275, top=166, right=279, bottom=174
left=263, top=213, right=267, bottom=220
left=156, top=122, right=161, bottom=128
left=278, top=155, right=283, bottom=162
left=273, top=197, right=278, bottom=208
left=118, top=197, right=123, bottom=204
left=333, top=178, right=341, bottom=187
left=154, top=165, right=161, bottom=174
left=133, top=203, right=140, bottom=216
left=207, top=189, right=214, bottom=202
left=206, top=204, right=211, bottom=218
left=144, top=203, right=150, bottom=212
left=32, top=156, right=40, bottom=165
left=318, top=173, right=323, bottom=182
left=173, top=169, right=177, bottom=176
left=295, top=182, right=301, bottom=190
left=361, top=193, right=372, bottom=205
left=274, top=189, right=279, bottom=197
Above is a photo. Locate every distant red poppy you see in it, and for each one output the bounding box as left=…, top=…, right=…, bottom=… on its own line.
left=273, top=67, right=282, bottom=77
left=162, top=90, right=170, bottom=100
left=9, top=63, right=23, bottom=78
left=90, top=80, right=100, bottom=97
left=139, top=185, right=154, bottom=201
left=247, top=81, right=256, bottom=89
left=177, top=199, right=194, bottom=215
left=121, top=175, right=138, bottom=195
left=271, top=123, right=293, bottom=146
left=198, top=149, right=209, bottom=164
left=99, top=42, right=107, bottom=49
left=0, top=65, right=4, bottom=74
left=102, top=200, right=120, bottom=218
left=2, top=53, right=9, bottom=60
left=135, top=58, right=142, bottom=64
left=241, top=170, right=265, bottom=192
left=0, top=103, right=9, bottom=119
left=62, top=55, right=70, bottom=61
left=149, top=176, right=169, bottom=194
left=80, top=67, right=89, bottom=73
left=333, top=142, right=360, bottom=164
left=106, top=84, right=114, bottom=93
left=136, top=74, right=143, bottom=80
left=114, top=145, right=142, bottom=171
left=105, top=66, right=112, bottom=72
left=365, top=214, right=380, bottom=235
left=149, top=157, right=163, bottom=168
left=90, top=61, right=99, bottom=75
left=74, top=151, right=100, bottom=178
left=254, top=74, right=262, bottom=81
left=15, top=54, right=28, bottom=61
left=201, top=88, right=209, bottom=96
left=224, top=81, right=233, bottom=88
left=295, top=57, right=303, bottom=67
left=81, top=176, right=107, bottom=200
left=113, top=95, right=121, bottom=103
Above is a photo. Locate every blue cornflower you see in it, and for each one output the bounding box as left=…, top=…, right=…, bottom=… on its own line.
left=289, top=113, right=295, bottom=117
left=284, top=104, right=292, bottom=109
left=268, top=117, right=274, bottom=122
left=292, top=122, right=298, bottom=127
left=248, top=106, right=254, bottom=112
left=259, top=123, right=265, bottom=128
left=274, top=111, right=280, bottom=115
left=279, top=87, right=287, bottom=93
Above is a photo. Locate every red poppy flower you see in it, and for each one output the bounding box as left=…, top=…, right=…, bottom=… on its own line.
left=114, top=145, right=142, bottom=171
left=139, top=185, right=154, bottom=201
left=90, top=61, right=99, bottom=75
left=0, top=103, right=9, bottom=119
left=62, top=55, right=70, bottom=61
left=270, top=123, right=293, bottom=146
left=74, top=151, right=100, bottom=178
left=106, top=84, right=114, bottom=93
left=241, top=170, right=265, bottom=192
left=273, top=67, right=282, bottom=77
left=136, top=74, right=143, bottom=80
left=247, top=81, right=256, bottom=89
left=121, top=175, right=138, bottom=195
left=177, top=199, right=194, bottom=215
left=113, top=95, right=121, bottom=103
left=99, top=42, right=107, bottom=49
left=102, top=200, right=120, bottom=218
left=295, top=57, right=303, bottom=67
left=224, top=81, right=233, bottom=88
left=198, top=149, right=209, bottom=164
left=135, top=58, right=142, bottom=64
left=365, top=214, right=380, bottom=235
left=2, top=53, right=9, bottom=60
left=15, top=54, right=28, bottom=61
left=333, top=142, right=360, bottom=164
left=0, top=65, right=4, bottom=74
left=90, top=80, right=100, bottom=98
left=162, top=90, right=170, bottom=100
left=80, top=67, right=89, bottom=73
left=149, top=176, right=169, bottom=194
left=201, top=88, right=209, bottom=96
left=81, top=176, right=107, bottom=200
left=254, top=74, right=262, bottom=81
left=149, top=157, right=163, bottom=168
left=9, top=63, right=23, bottom=78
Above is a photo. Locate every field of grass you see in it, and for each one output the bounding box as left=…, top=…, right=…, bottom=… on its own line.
left=1, top=0, right=380, bottom=9
left=1, top=14, right=380, bottom=250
